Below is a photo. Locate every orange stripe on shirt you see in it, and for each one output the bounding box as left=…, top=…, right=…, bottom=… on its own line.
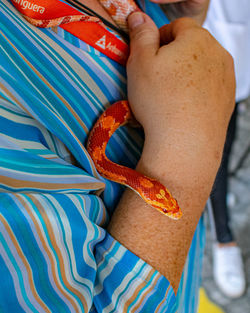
left=0, top=213, right=51, bottom=313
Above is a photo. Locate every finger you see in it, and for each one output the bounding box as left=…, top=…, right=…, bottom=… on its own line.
left=159, top=17, right=198, bottom=45
left=127, top=12, right=160, bottom=58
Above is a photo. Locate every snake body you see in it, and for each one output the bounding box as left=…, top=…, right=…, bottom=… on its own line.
left=24, top=14, right=102, bottom=28
left=86, top=1, right=182, bottom=220
left=99, top=0, right=140, bottom=31
left=87, top=101, right=182, bottom=220
left=18, top=0, right=182, bottom=219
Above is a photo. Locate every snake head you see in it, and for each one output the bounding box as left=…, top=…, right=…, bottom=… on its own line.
left=138, top=177, right=182, bottom=220
left=152, top=197, right=182, bottom=220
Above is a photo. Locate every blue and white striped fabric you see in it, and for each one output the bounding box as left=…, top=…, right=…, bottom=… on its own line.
left=0, top=0, right=205, bottom=312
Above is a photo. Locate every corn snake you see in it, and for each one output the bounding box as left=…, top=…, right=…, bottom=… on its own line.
left=17, top=0, right=182, bottom=219
left=85, top=0, right=181, bottom=219
left=87, top=101, right=182, bottom=219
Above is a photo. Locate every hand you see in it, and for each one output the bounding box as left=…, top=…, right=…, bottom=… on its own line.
left=151, top=0, right=210, bottom=25
left=127, top=12, right=235, bottom=214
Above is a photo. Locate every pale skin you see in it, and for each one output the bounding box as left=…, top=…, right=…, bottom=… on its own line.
left=70, top=0, right=235, bottom=293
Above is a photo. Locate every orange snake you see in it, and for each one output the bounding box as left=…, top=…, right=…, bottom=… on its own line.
left=86, top=0, right=182, bottom=220
left=87, top=101, right=182, bottom=220
left=19, top=0, right=182, bottom=219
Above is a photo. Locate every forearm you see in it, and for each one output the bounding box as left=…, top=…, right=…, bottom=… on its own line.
left=108, top=123, right=225, bottom=294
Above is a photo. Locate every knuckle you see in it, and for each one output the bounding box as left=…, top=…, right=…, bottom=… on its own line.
left=226, top=53, right=236, bottom=85
left=219, top=48, right=235, bottom=74
left=192, top=27, right=212, bottom=42
left=130, top=26, right=151, bottom=42
left=198, top=27, right=211, bottom=37
left=174, top=17, right=199, bottom=29
left=224, top=50, right=234, bottom=68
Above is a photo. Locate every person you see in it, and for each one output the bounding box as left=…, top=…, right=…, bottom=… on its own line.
left=203, top=0, right=250, bottom=299
left=0, top=0, right=235, bottom=312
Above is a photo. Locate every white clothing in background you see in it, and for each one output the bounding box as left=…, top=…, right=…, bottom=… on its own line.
left=204, top=0, right=250, bottom=101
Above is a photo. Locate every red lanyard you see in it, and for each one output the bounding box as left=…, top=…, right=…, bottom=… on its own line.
left=11, top=0, right=129, bottom=65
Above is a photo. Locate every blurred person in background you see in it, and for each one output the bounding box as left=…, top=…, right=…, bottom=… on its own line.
left=204, top=0, right=250, bottom=299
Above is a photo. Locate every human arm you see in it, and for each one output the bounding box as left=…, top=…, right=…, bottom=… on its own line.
left=152, top=0, right=210, bottom=25
left=108, top=13, right=235, bottom=293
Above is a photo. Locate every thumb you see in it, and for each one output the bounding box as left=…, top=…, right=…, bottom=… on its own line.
left=128, top=12, right=160, bottom=58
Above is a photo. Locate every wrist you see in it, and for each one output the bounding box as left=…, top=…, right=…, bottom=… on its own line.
left=138, top=130, right=223, bottom=214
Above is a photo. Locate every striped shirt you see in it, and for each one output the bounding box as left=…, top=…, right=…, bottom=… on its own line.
left=0, top=0, right=205, bottom=312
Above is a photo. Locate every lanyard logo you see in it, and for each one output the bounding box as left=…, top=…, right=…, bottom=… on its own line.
left=13, top=0, right=45, bottom=14
left=95, top=35, right=126, bottom=60
left=95, top=35, right=106, bottom=49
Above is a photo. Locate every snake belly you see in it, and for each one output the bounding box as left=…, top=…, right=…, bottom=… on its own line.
left=87, top=101, right=182, bottom=220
